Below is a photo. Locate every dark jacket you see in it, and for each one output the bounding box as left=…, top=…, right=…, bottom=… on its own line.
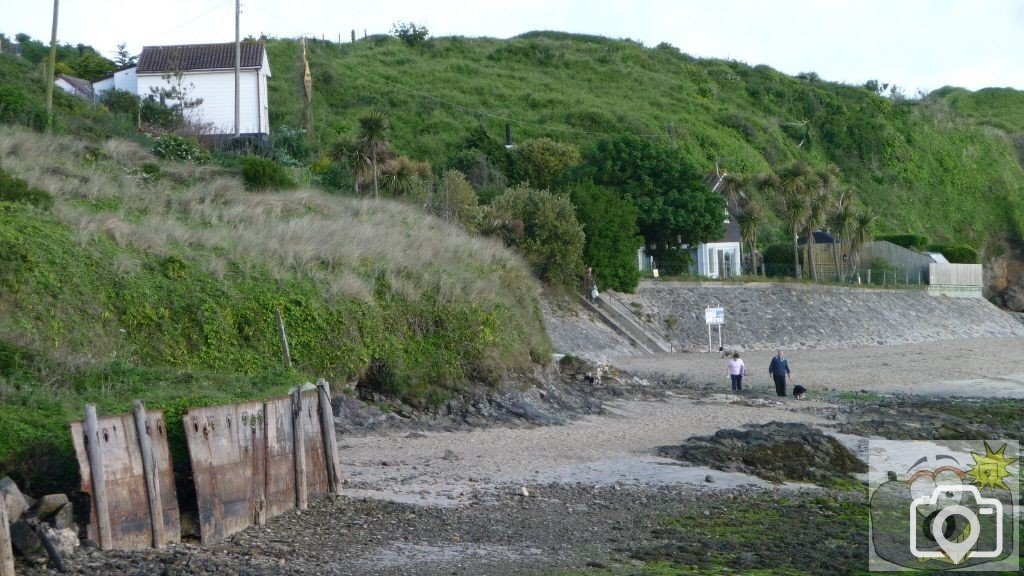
left=769, top=356, right=790, bottom=376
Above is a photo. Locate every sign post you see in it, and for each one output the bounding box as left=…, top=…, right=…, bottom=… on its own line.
left=704, top=305, right=724, bottom=352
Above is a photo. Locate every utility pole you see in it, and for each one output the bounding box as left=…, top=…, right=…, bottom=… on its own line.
left=233, top=0, right=241, bottom=137
left=45, top=0, right=59, bottom=132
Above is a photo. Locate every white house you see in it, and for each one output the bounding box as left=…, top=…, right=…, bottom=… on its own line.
left=694, top=217, right=743, bottom=278
left=91, top=67, right=138, bottom=102
left=55, top=74, right=94, bottom=100
left=93, top=42, right=271, bottom=137
left=636, top=174, right=743, bottom=279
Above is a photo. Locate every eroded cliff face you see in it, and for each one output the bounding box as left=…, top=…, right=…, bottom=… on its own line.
left=986, top=237, right=1024, bottom=311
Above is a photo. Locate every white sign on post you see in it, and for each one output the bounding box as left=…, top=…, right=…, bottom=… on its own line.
left=705, top=306, right=724, bottom=352
left=704, top=307, right=724, bottom=325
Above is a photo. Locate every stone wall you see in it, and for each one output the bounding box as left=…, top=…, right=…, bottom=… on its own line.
left=614, top=281, right=1024, bottom=352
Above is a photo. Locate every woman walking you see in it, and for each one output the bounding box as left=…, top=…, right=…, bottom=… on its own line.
left=727, top=352, right=746, bottom=391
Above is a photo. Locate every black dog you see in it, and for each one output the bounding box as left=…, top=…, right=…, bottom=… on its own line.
left=792, top=384, right=807, bottom=399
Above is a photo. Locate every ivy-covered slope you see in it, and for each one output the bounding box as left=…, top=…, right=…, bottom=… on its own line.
left=267, top=32, right=1024, bottom=248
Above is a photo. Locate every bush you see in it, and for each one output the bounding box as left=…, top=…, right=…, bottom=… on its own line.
left=152, top=134, right=208, bottom=163
left=569, top=182, right=642, bottom=292
left=100, top=89, right=140, bottom=116
left=876, top=234, right=929, bottom=250
left=391, top=22, right=430, bottom=47
left=485, top=185, right=585, bottom=287
left=0, top=167, right=53, bottom=210
left=929, top=243, right=979, bottom=264
left=240, top=155, right=295, bottom=191
left=763, top=243, right=796, bottom=277
left=270, top=125, right=310, bottom=165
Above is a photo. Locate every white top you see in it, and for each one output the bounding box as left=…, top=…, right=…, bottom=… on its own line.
left=727, top=358, right=745, bottom=376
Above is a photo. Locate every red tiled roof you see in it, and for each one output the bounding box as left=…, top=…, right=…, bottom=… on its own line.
left=137, top=42, right=264, bottom=73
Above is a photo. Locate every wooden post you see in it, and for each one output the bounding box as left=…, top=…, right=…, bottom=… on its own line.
left=84, top=404, right=113, bottom=550
left=291, top=389, right=308, bottom=510
left=316, top=379, right=342, bottom=495
left=0, top=493, right=15, bottom=576
left=276, top=309, right=292, bottom=369
left=133, top=400, right=164, bottom=548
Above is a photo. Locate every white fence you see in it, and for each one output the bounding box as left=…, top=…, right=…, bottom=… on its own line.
left=926, top=263, right=983, bottom=298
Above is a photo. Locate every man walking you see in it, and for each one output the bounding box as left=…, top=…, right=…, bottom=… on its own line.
left=768, top=350, right=790, bottom=397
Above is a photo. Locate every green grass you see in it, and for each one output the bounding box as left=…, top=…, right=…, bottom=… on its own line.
left=265, top=33, right=1024, bottom=248
left=0, top=127, right=551, bottom=491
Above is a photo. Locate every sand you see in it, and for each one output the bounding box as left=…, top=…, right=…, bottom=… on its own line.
left=339, top=336, right=1024, bottom=505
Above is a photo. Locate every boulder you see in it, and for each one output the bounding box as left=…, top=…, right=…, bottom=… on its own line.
left=1003, top=282, right=1024, bottom=312
left=32, top=494, right=69, bottom=522
left=0, top=476, right=31, bottom=523
left=49, top=503, right=76, bottom=530
left=9, top=519, right=42, bottom=557
left=39, top=524, right=78, bottom=557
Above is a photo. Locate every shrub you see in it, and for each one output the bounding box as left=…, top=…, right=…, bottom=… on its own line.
left=239, top=155, right=295, bottom=191
left=876, top=234, right=929, bottom=250
left=152, top=134, right=208, bottom=163
left=270, top=125, right=310, bottom=165
left=100, top=89, right=141, bottom=116
left=0, top=167, right=53, bottom=210
left=569, top=182, right=641, bottom=292
left=391, top=22, right=429, bottom=47
left=929, top=243, right=979, bottom=264
left=485, top=185, right=585, bottom=287
left=763, top=243, right=796, bottom=277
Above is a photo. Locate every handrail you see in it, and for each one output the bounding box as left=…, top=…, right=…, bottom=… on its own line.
left=602, top=290, right=674, bottom=351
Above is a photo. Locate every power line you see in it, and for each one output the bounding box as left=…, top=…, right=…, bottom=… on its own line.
left=333, top=54, right=666, bottom=140
left=153, top=0, right=235, bottom=43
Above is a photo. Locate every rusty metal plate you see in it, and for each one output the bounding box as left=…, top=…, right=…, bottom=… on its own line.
left=263, top=395, right=296, bottom=519
left=299, top=390, right=330, bottom=499
left=70, top=411, right=180, bottom=549
left=184, top=401, right=266, bottom=545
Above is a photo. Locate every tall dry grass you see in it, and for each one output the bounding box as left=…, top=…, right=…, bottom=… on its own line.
left=0, top=127, right=537, bottom=306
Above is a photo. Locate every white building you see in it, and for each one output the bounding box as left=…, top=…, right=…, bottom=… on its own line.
left=93, top=42, right=271, bottom=137
left=55, top=74, right=94, bottom=100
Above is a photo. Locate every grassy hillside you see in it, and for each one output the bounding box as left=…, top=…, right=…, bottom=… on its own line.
left=0, top=127, right=549, bottom=490
left=266, top=32, right=1024, bottom=248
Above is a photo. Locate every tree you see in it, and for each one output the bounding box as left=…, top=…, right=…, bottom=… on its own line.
left=382, top=155, right=431, bottom=197
left=737, top=199, right=764, bottom=275
left=327, top=136, right=366, bottom=194
left=827, top=187, right=858, bottom=280
left=423, top=169, right=480, bottom=230
left=582, top=135, right=724, bottom=273
left=569, top=182, right=643, bottom=292
left=391, top=22, right=429, bottom=47
left=147, top=67, right=204, bottom=131
left=113, top=42, right=138, bottom=69
left=848, top=210, right=877, bottom=278
left=484, top=185, right=585, bottom=287
left=357, top=109, right=390, bottom=199
left=512, top=137, right=581, bottom=191
left=759, top=161, right=819, bottom=278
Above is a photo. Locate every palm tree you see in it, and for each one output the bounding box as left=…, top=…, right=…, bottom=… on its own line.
left=327, top=136, right=367, bottom=194
left=763, top=162, right=818, bottom=278
left=356, top=109, right=390, bottom=199
left=737, top=199, right=763, bottom=275
left=848, top=210, right=877, bottom=281
left=827, top=186, right=857, bottom=280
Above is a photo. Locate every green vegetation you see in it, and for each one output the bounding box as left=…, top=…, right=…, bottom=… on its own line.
left=0, top=127, right=549, bottom=489
left=265, top=33, right=1024, bottom=253
left=4, top=29, right=1024, bottom=494
left=240, top=154, right=296, bottom=190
